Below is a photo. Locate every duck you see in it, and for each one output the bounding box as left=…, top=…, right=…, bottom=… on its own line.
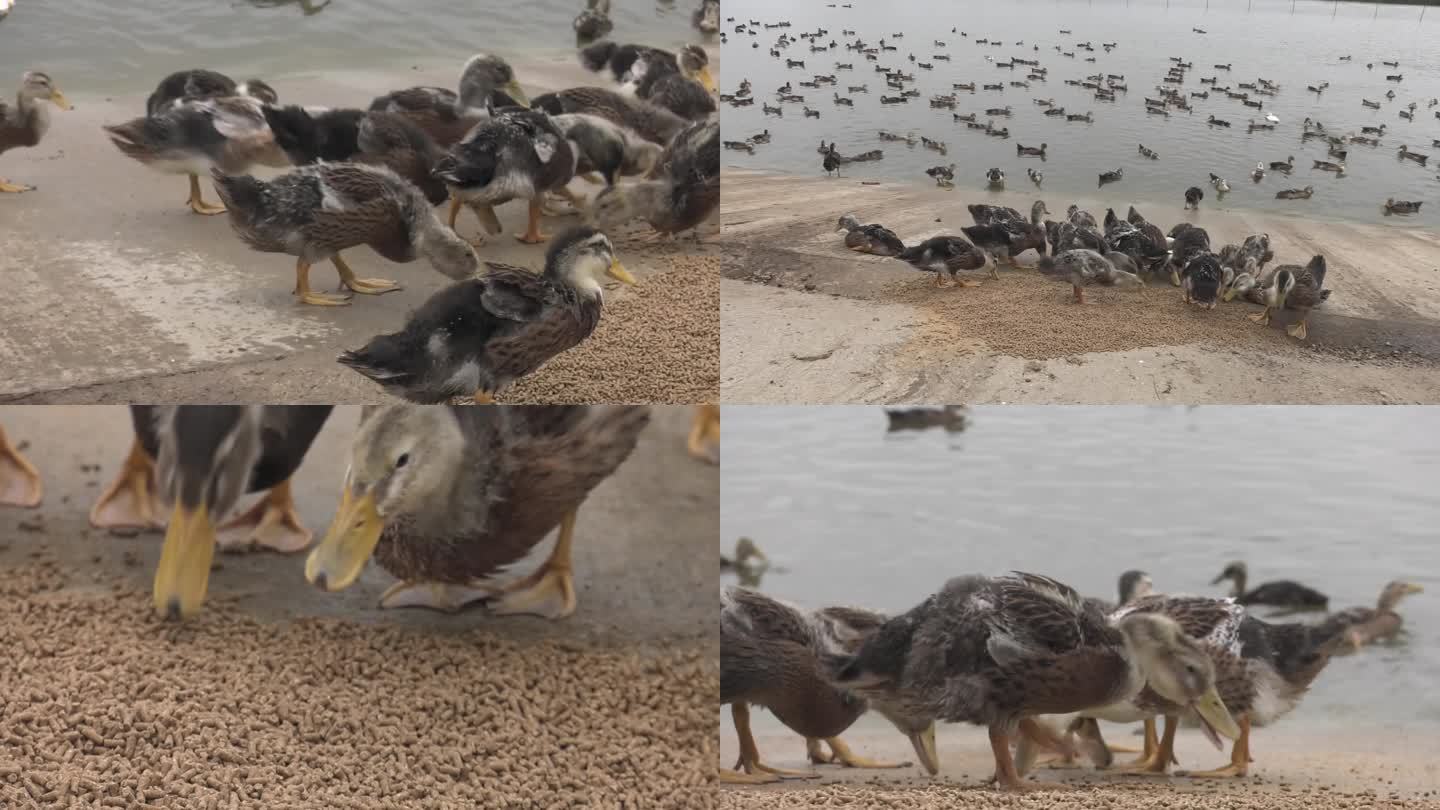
left=89, top=406, right=332, bottom=619
left=0, top=71, right=71, bottom=195
left=261, top=106, right=450, bottom=205
left=590, top=117, right=718, bottom=238
left=822, top=144, right=841, bottom=176
left=1167, top=222, right=1211, bottom=287
left=434, top=109, right=577, bottom=245
left=532, top=86, right=687, bottom=146
left=573, top=0, right=614, bottom=41
left=551, top=112, right=664, bottom=192
left=144, top=68, right=277, bottom=117
left=579, top=41, right=717, bottom=93
left=1275, top=185, right=1314, bottom=199
left=1397, top=145, right=1429, bottom=165
left=304, top=404, right=650, bottom=617
left=1037, top=249, right=1144, bottom=303
left=1184, top=186, right=1204, bottom=209
left=1312, top=160, right=1345, bottom=174
left=1385, top=198, right=1423, bottom=214
left=1248, top=255, right=1330, bottom=341
left=1138, top=144, right=1159, bottom=160
left=103, top=95, right=290, bottom=215
left=212, top=163, right=477, bottom=306
left=1206, top=115, right=1231, bottom=128
left=986, top=167, right=1005, bottom=188
left=0, top=424, right=42, bottom=507
left=1103, top=207, right=1169, bottom=276
left=836, top=214, right=906, bottom=256
left=1251, top=163, right=1265, bottom=181
left=884, top=405, right=967, bottom=432
left=1209, top=173, right=1230, bottom=193
left=1268, top=155, right=1295, bottom=172
left=721, top=537, right=768, bottom=573
left=896, top=236, right=994, bottom=287
left=967, top=200, right=1050, bottom=263
left=1212, top=561, right=1328, bottom=609
left=1027, top=167, right=1043, bottom=187
left=1016, top=142, right=1047, bottom=157
left=1078, top=594, right=1347, bottom=778
left=1180, top=252, right=1224, bottom=308
left=827, top=573, right=1239, bottom=790
left=337, top=226, right=635, bottom=403
left=721, top=585, right=923, bottom=783
left=1316, top=581, right=1424, bottom=651
left=370, top=55, right=530, bottom=149
left=1098, top=167, right=1123, bottom=186
left=693, top=0, right=721, bottom=34
left=925, top=163, right=956, bottom=186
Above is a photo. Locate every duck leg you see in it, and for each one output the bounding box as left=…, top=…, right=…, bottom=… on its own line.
left=1072, top=284, right=1086, bottom=304
left=89, top=438, right=164, bottom=529
left=0, top=426, right=43, bottom=507
left=473, top=391, right=496, bottom=405
left=515, top=195, right=549, bottom=244
left=809, top=736, right=912, bottom=769
left=688, top=404, right=720, bottom=464
left=731, top=703, right=818, bottom=780
left=187, top=173, right=227, bottom=216
left=1117, top=716, right=1178, bottom=774
left=293, top=259, right=352, bottom=307
left=1169, top=267, right=1182, bottom=287
left=331, top=254, right=400, bottom=296
left=0, top=178, right=36, bottom=194
left=215, top=479, right=313, bottom=553
left=379, top=580, right=493, bottom=612
left=1286, top=316, right=1309, bottom=340
left=1249, top=306, right=1272, bottom=326
left=487, top=509, right=578, bottom=619
left=1180, top=715, right=1250, bottom=778
left=990, top=723, right=1067, bottom=791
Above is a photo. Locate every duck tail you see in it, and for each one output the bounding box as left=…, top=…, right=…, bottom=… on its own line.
left=578, top=41, right=617, bottom=73
left=337, top=336, right=415, bottom=385
left=101, top=117, right=165, bottom=163
left=1307, top=254, right=1327, bottom=290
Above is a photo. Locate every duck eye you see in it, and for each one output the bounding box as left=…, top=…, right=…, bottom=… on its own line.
left=395, top=453, right=410, bottom=469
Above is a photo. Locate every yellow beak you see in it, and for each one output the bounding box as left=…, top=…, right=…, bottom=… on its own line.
left=696, top=66, right=718, bottom=93
left=1222, top=290, right=1236, bottom=302
left=305, top=488, right=383, bottom=592
left=50, top=89, right=74, bottom=111
left=505, top=80, right=530, bottom=109
left=153, top=502, right=216, bottom=619
left=1406, top=583, right=1425, bottom=595
left=909, top=723, right=939, bottom=775
left=1194, top=684, right=1241, bottom=740
left=607, top=258, right=637, bottom=285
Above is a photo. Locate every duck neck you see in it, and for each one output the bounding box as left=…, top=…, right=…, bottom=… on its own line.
left=13, top=91, right=47, bottom=132
left=1114, top=624, right=1153, bottom=703
left=1229, top=569, right=1247, bottom=598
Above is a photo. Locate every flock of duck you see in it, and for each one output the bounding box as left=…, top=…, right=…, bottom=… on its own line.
left=837, top=199, right=1332, bottom=340
left=720, top=17, right=1435, bottom=218
left=721, top=553, right=1423, bottom=790
left=0, top=402, right=720, bottom=618
left=1, top=16, right=718, bottom=404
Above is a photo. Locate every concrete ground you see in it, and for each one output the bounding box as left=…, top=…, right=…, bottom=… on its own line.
left=0, top=404, right=716, bottom=647
left=720, top=169, right=1440, bottom=404
left=0, top=55, right=718, bottom=404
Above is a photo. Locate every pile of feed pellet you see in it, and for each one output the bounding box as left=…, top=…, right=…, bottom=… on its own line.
left=719, top=784, right=1440, bottom=809
left=0, top=555, right=717, bottom=809
left=507, top=254, right=720, bottom=404
left=881, top=271, right=1301, bottom=361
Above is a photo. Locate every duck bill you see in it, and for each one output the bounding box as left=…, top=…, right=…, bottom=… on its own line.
left=696, top=66, right=718, bottom=93
left=50, top=89, right=74, bottom=111
left=908, top=723, right=939, bottom=775
left=305, top=488, right=383, bottom=592
left=153, top=501, right=216, bottom=619
left=504, top=80, right=530, bottom=109
left=606, top=258, right=637, bottom=285
left=1209, top=572, right=1227, bottom=585
left=1193, top=685, right=1241, bottom=746
left=1406, top=584, right=1425, bottom=595
left=1222, top=289, right=1236, bottom=302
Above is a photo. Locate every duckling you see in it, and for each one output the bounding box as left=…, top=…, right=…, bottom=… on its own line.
left=589, top=118, right=718, bottom=239
left=1027, top=167, right=1043, bottom=187
left=836, top=214, right=906, bottom=256
left=261, top=107, right=450, bottom=205
left=104, top=96, right=290, bottom=215
left=1016, top=142, right=1046, bottom=157
left=1312, top=159, right=1345, bottom=174
left=1167, top=222, right=1211, bottom=287
left=579, top=41, right=717, bottom=93
left=721, top=537, right=768, bottom=573
left=1385, top=198, right=1423, bottom=214
left=986, top=167, right=1005, bottom=189
left=1249, top=255, right=1329, bottom=340
left=532, top=86, right=688, bottom=145
left=369, top=54, right=530, bottom=148
left=1037, top=249, right=1143, bottom=303
left=633, top=70, right=717, bottom=120
left=822, top=145, right=841, bottom=176
left=0, top=424, right=43, bottom=507
left=1181, top=252, right=1224, bottom=308
left=145, top=69, right=276, bottom=116
left=1098, top=167, right=1123, bottom=186
left=1275, top=185, right=1314, bottom=199
left=1, top=71, right=72, bottom=194
left=1269, top=155, right=1295, bottom=172
left=1212, top=561, right=1329, bottom=609
left=1138, top=144, right=1159, bottom=160
left=1184, top=186, right=1204, bottom=209
left=338, top=227, right=635, bottom=403
left=553, top=113, right=663, bottom=192
left=573, top=0, right=613, bottom=41
left=434, top=109, right=577, bottom=245
left=1251, top=162, right=1266, bottom=181
left=693, top=0, right=720, bottom=34
left=1397, top=144, right=1429, bottom=165
left=211, top=162, right=478, bottom=306
left=896, top=236, right=994, bottom=286
left=1209, top=173, right=1230, bottom=193
left=1317, top=581, right=1424, bottom=651
left=925, top=163, right=956, bottom=187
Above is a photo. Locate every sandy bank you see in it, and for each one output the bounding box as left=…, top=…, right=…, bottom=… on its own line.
left=719, top=169, right=1440, bottom=404
left=0, top=54, right=718, bottom=404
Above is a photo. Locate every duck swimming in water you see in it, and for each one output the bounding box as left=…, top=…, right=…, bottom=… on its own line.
left=1316, top=580, right=1424, bottom=651
left=1212, top=561, right=1328, bottom=610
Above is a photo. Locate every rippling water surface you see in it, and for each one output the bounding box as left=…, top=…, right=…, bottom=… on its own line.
left=720, top=0, right=1440, bottom=224
left=722, top=405, right=1440, bottom=731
